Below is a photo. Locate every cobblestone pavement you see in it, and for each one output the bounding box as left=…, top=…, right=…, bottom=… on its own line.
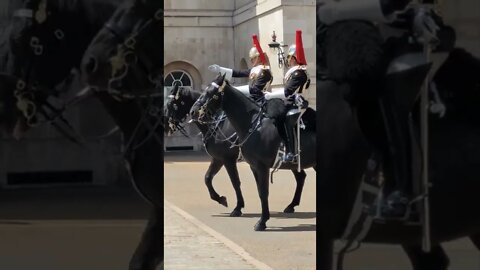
left=164, top=201, right=271, bottom=270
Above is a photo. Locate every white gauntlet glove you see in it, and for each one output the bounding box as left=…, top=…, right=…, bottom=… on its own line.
left=265, top=89, right=286, bottom=100
left=208, top=64, right=233, bottom=80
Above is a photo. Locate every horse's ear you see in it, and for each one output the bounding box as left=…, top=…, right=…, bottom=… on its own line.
left=170, top=84, right=179, bottom=95
left=221, top=73, right=226, bottom=81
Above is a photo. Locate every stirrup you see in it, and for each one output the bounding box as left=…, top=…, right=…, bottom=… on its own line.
left=283, top=152, right=297, bottom=163
left=370, top=195, right=415, bottom=222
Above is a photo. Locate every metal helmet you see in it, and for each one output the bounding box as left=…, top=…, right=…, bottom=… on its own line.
left=287, top=30, right=307, bottom=65
left=249, top=46, right=260, bottom=59
left=287, top=44, right=296, bottom=58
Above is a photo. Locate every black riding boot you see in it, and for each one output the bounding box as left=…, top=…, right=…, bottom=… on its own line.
left=379, top=99, right=411, bottom=219
left=283, top=110, right=300, bottom=163
left=283, top=123, right=296, bottom=162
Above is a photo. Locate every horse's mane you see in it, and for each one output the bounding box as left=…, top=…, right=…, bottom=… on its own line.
left=224, top=81, right=261, bottom=114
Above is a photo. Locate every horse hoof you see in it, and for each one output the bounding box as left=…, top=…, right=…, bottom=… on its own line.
left=218, top=196, right=228, bottom=207
left=254, top=221, right=267, bottom=231
left=283, top=206, right=295, bottom=213
left=230, top=209, right=242, bottom=217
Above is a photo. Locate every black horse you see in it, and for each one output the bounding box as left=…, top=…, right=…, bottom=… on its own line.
left=165, top=84, right=311, bottom=216
left=190, top=74, right=317, bottom=231
left=165, top=84, right=245, bottom=216
left=316, top=24, right=480, bottom=270
left=80, top=1, right=163, bottom=269
left=5, top=1, right=163, bottom=270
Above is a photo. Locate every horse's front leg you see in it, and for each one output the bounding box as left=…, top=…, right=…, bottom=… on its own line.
left=125, top=139, right=163, bottom=270
left=317, top=233, right=334, bottom=270
left=224, top=159, right=245, bottom=217
left=129, top=208, right=163, bottom=270
left=251, top=165, right=270, bottom=231
left=204, top=158, right=228, bottom=207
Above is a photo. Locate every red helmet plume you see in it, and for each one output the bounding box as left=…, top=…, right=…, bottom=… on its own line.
left=295, top=30, right=307, bottom=65
left=252, top=34, right=266, bottom=65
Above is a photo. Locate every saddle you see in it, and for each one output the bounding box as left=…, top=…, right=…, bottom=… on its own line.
left=263, top=99, right=316, bottom=132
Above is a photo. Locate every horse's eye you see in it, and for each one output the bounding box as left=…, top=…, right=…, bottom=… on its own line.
left=180, top=101, right=185, bottom=105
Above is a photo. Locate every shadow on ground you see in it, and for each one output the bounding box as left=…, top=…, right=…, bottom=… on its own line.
left=267, top=224, right=316, bottom=232
left=212, top=211, right=316, bottom=219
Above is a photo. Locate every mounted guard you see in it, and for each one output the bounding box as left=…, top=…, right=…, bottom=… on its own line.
left=265, top=30, right=310, bottom=164
left=318, top=0, right=455, bottom=221
left=208, top=34, right=273, bottom=102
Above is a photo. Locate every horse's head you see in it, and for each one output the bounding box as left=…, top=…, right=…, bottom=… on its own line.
left=81, top=0, right=162, bottom=94
left=165, top=84, right=192, bottom=135
left=9, top=0, right=82, bottom=88
left=190, top=73, right=226, bottom=123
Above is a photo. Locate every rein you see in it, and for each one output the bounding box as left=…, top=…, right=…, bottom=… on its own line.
left=199, top=80, right=265, bottom=148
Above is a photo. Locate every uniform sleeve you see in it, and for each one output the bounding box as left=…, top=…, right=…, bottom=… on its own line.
left=284, top=70, right=307, bottom=97
left=232, top=69, right=251, bottom=78
left=249, top=69, right=272, bottom=98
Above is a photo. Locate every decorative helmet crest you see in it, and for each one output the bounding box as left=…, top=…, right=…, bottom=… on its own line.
left=287, top=30, right=307, bottom=65
left=251, top=34, right=266, bottom=65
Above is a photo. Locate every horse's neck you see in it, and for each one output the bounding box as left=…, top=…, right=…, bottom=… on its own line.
left=222, top=84, right=260, bottom=138
left=193, top=121, right=210, bottom=135
left=187, top=90, right=202, bottom=108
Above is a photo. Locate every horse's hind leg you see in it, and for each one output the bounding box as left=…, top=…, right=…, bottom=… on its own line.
left=284, top=169, right=306, bottom=213
left=223, top=160, right=245, bottom=217
left=470, top=234, right=480, bottom=250
left=251, top=165, right=270, bottom=231
left=402, top=244, right=450, bottom=270
left=205, top=158, right=227, bottom=207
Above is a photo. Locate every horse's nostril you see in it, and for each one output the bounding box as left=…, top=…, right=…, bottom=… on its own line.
left=84, top=56, right=98, bottom=74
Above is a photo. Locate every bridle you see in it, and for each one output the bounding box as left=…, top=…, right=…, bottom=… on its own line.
left=194, top=81, right=227, bottom=125
left=102, top=7, right=163, bottom=99
left=166, top=92, right=190, bottom=137
left=90, top=4, right=164, bottom=155
left=7, top=1, right=84, bottom=144
left=196, top=79, right=264, bottom=148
